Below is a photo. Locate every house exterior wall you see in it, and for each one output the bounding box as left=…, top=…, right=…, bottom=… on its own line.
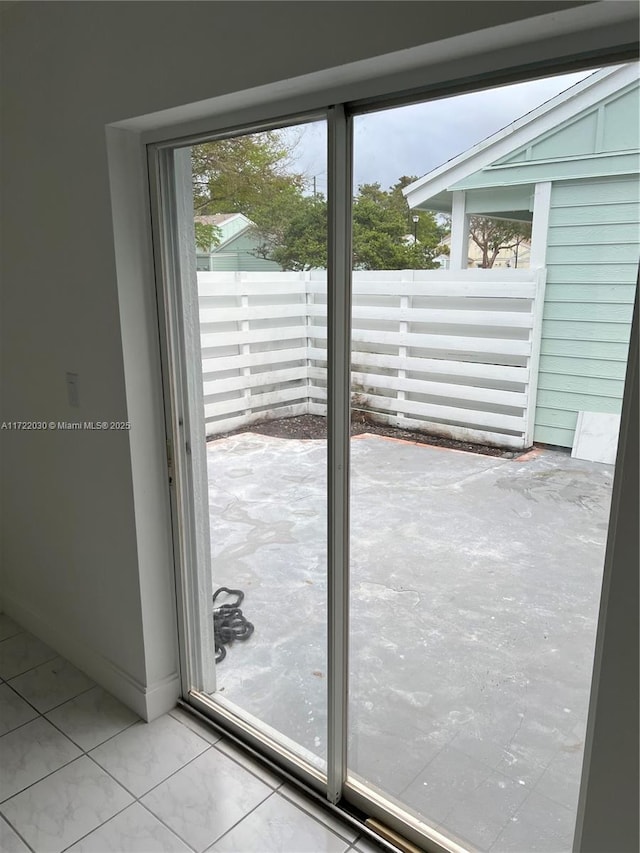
left=443, top=76, right=640, bottom=448
left=534, top=175, right=639, bottom=447
left=212, top=232, right=283, bottom=272
left=198, top=232, right=283, bottom=271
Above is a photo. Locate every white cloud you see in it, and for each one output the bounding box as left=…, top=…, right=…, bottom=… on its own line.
left=284, top=68, right=598, bottom=192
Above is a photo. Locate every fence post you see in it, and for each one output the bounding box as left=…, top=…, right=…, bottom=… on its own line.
left=304, top=270, right=312, bottom=414
left=397, top=270, right=410, bottom=422
left=524, top=267, right=547, bottom=447
left=239, top=271, right=252, bottom=419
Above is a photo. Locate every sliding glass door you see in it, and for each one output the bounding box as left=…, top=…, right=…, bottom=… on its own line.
left=151, top=60, right=639, bottom=853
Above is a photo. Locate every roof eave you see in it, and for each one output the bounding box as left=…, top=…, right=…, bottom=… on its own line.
left=403, top=63, right=637, bottom=208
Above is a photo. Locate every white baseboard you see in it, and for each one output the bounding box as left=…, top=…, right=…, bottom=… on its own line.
left=2, top=593, right=181, bottom=721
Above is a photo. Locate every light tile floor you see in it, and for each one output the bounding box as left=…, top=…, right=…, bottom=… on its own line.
left=0, top=615, right=381, bottom=853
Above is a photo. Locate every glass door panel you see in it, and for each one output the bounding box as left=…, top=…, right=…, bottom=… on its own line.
left=189, top=120, right=330, bottom=770
left=347, top=67, right=637, bottom=852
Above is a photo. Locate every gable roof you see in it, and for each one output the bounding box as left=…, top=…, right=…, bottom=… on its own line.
left=194, top=213, right=254, bottom=250
left=194, top=214, right=241, bottom=227
left=403, top=63, right=639, bottom=211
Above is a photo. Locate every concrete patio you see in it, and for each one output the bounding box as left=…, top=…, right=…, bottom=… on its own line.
left=205, top=431, right=613, bottom=853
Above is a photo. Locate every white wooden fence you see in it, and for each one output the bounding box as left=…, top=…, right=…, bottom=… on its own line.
left=199, top=269, right=546, bottom=449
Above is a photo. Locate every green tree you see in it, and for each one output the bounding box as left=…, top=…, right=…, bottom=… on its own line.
left=469, top=216, right=532, bottom=268
left=352, top=181, right=442, bottom=270
left=390, top=176, right=443, bottom=246
left=252, top=181, right=443, bottom=271
left=192, top=132, right=305, bottom=221
left=265, top=194, right=327, bottom=271
left=192, top=131, right=307, bottom=263
left=192, top=132, right=443, bottom=270
left=194, top=221, right=222, bottom=253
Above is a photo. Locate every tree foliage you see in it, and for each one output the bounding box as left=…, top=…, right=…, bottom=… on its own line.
left=263, top=195, right=327, bottom=271
left=192, top=135, right=443, bottom=270
left=468, top=216, right=532, bottom=268
left=192, top=132, right=305, bottom=222
left=352, top=180, right=443, bottom=270
left=194, top=221, right=221, bottom=253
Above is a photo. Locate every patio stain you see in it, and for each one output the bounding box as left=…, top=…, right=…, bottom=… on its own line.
left=494, top=465, right=613, bottom=508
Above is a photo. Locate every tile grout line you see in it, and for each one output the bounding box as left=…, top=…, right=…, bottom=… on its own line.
left=57, top=800, right=140, bottom=853
left=3, top=670, right=300, bottom=853
left=1, top=674, right=143, bottom=850
left=0, top=754, right=86, bottom=808
left=1, top=676, right=99, bottom=739
left=77, top=732, right=277, bottom=853
left=84, top=736, right=213, bottom=799
left=0, top=631, right=59, bottom=681
left=117, top=730, right=286, bottom=849
left=195, top=785, right=277, bottom=852
left=0, top=811, right=39, bottom=853
left=7, top=719, right=356, bottom=851
left=56, top=797, right=201, bottom=853
left=196, top=784, right=354, bottom=853
left=43, top=705, right=141, bottom=753
left=6, top=678, right=99, bottom=718
left=2, top=698, right=209, bottom=852
left=3, top=628, right=322, bottom=852
left=210, top=737, right=284, bottom=790
left=276, top=784, right=359, bottom=844
left=3, top=683, right=362, bottom=853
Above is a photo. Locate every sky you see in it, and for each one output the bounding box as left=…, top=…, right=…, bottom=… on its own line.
left=281, top=68, right=599, bottom=196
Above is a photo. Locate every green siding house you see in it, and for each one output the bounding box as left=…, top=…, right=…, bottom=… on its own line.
left=195, top=213, right=282, bottom=272
left=404, top=63, right=639, bottom=451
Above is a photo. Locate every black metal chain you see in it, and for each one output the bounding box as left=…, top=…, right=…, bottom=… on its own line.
left=212, top=587, right=254, bottom=663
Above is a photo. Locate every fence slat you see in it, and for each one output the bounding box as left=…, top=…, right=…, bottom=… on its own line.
left=201, top=304, right=309, bottom=323
left=321, top=328, right=532, bottom=356
left=201, top=325, right=308, bottom=348
left=204, top=366, right=308, bottom=397
left=203, top=347, right=309, bottom=374
left=350, top=305, right=534, bottom=328
left=308, top=281, right=536, bottom=298
left=353, top=393, right=526, bottom=431
left=344, top=370, right=527, bottom=408
left=204, top=385, right=308, bottom=419
left=206, top=403, right=309, bottom=436
left=344, top=350, right=529, bottom=383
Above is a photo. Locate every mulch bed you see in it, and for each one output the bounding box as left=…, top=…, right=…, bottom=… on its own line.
left=207, top=413, right=520, bottom=458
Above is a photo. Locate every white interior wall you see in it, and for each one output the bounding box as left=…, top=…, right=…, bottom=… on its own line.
left=0, top=3, right=637, bottom=849
left=3, top=0, right=594, bottom=717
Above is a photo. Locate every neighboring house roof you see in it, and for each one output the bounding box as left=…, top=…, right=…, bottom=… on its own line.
left=195, top=213, right=282, bottom=271
left=194, top=213, right=254, bottom=250
left=194, top=214, right=240, bottom=226
left=404, top=63, right=639, bottom=212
